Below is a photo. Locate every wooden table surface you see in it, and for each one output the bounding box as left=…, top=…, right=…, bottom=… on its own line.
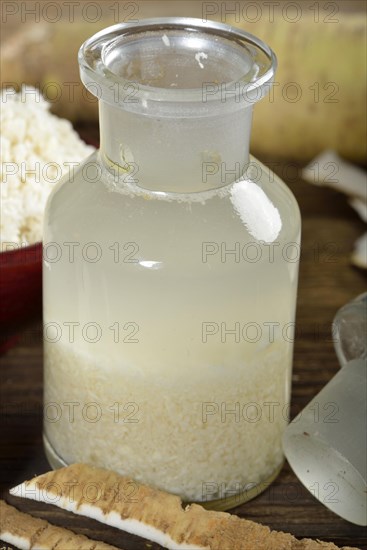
left=0, top=155, right=366, bottom=549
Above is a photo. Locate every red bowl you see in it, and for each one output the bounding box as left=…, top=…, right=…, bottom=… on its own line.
left=0, top=243, right=42, bottom=353
left=0, top=132, right=98, bottom=355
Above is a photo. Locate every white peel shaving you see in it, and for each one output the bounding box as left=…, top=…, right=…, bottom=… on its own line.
left=352, top=233, right=367, bottom=269
left=250, top=63, right=260, bottom=82
left=162, top=34, right=170, bottom=46
left=0, top=533, right=30, bottom=550
left=302, top=149, right=367, bottom=269
left=195, top=52, right=208, bottom=69
left=230, top=179, right=282, bottom=243
left=302, top=149, right=366, bottom=201
left=349, top=197, right=367, bottom=222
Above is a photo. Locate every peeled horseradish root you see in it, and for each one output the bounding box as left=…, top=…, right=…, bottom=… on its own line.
left=234, top=13, right=366, bottom=163
left=0, top=13, right=366, bottom=162
left=8, top=463, right=361, bottom=550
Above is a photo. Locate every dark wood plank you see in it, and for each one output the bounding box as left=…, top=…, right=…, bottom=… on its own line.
left=1, top=158, right=366, bottom=550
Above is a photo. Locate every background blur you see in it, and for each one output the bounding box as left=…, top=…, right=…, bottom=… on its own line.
left=1, top=0, right=366, bottom=163
left=1, top=0, right=365, bottom=40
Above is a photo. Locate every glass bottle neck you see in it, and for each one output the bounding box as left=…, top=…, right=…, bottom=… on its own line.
left=99, top=100, right=253, bottom=193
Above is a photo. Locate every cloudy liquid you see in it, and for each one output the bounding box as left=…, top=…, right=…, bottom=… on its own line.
left=43, top=152, right=300, bottom=504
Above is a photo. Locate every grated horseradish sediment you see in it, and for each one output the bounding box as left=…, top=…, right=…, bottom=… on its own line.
left=44, top=338, right=290, bottom=502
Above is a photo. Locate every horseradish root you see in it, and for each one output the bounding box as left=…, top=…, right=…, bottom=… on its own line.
left=10, top=464, right=360, bottom=550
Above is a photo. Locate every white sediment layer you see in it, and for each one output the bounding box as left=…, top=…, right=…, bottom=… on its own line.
left=44, top=339, right=290, bottom=502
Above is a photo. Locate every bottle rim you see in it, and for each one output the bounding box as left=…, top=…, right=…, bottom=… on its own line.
left=78, top=17, right=277, bottom=114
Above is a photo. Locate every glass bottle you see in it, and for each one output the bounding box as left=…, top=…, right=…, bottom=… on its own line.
left=43, top=18, right=301, bottom=510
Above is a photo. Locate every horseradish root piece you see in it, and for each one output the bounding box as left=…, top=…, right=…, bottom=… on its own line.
left=0, top=500, right=119, bottom=550
left=3, top=15, right=366, bottom=162
left=10, top=464, right=360, bottom=550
